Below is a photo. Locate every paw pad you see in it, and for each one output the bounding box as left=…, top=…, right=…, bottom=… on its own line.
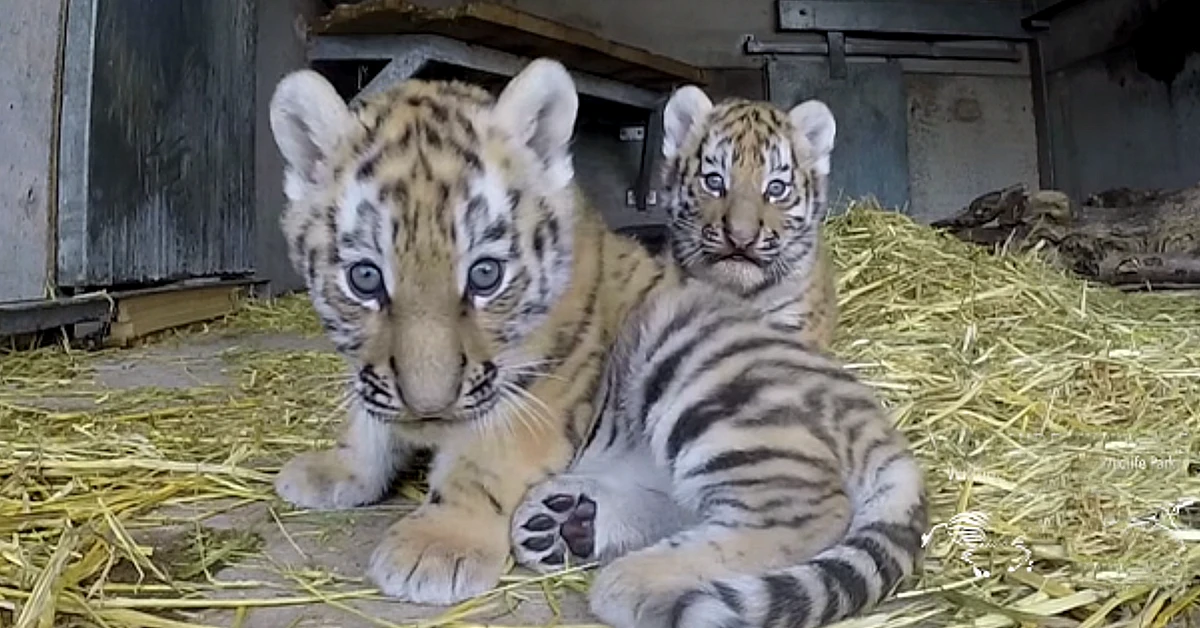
left=513, top=491, right=599, bottom=570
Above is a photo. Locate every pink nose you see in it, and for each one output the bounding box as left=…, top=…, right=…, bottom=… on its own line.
left=725, top=224, right=758, bottom=249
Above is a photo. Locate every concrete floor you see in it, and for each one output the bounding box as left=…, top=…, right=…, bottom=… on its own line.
left=10, top=326, right=1196, bottom=628
left=95, top=331, right=596, bottom=628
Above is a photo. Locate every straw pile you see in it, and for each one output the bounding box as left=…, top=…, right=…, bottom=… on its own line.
left=2, top=201, right=1198, bottom=628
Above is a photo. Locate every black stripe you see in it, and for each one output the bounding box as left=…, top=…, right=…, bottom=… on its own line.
left=844, top=535, right=903, bottom=587
left=682, top=446, right=835, bottom=480
left=666, top=368, right=783, bottom=463
left=711, top=514, right=817, bottom=530
left=699, top=473, right=828, bottom=494
left=667, top=589, right=705, bottom=628
left=481, top=220, right=508, bottom=246
left=763, top=574, right=811, bottom=628
left=861, top=520, right=925, bottom=559
left=704, top=495, right=796, bottom=514
left=638, top=304, right=717, bottom=413
left=712, top=581, right=745, bottom=615
left=818, top=567, right=843, bottom=625
left=477, top=483, right=503, bottom=515
left=813, top=558, right=870, bottom=614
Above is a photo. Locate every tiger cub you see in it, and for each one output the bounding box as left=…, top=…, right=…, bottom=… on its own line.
left=510, top=90, right=928, bottom=628
left=659, top=87, right=839, bottom=351
left=266, top=59, right=668, bottom=605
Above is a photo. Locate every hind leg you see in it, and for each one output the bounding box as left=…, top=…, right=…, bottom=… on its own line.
left=511, top=452, right=696, bottom=572
left=589, top=500, right=851, bottom=628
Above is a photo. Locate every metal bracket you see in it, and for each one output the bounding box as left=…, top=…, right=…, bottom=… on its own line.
left=310, top=34, right=661, bottom=110
left=778, top=0, right=1033, bottom=40
left=743, top=34, right=1022, bottom=63
left=631, top=100, right=666, bottom=210
left=826, top=32, right=847, bottom=79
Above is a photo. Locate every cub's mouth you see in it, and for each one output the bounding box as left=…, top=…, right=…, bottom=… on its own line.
left=716, top=252, right=763, bottom=266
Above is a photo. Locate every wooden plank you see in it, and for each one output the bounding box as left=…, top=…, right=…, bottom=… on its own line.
left=312, top=0, right=706, bottom=89
left=107, top=283, right=244, bottom=346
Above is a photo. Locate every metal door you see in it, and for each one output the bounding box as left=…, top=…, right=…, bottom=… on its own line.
left=58, top=0, right=257, bottom=289
left=766, top=58, right=912, bottom=212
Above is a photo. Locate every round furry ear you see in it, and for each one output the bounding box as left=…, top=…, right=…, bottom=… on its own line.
left=269, top=69, right=357, bottom=197
left=662, top=85, right=713, bottom=160
left=493, top=58, right=579, bottom=189
left=788, top=99, right=837, bottom=176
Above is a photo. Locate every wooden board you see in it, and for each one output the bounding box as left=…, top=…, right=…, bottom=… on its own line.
left=107, top=283, right=246, bottom=346
left=312, top=0, right=706, bottom=90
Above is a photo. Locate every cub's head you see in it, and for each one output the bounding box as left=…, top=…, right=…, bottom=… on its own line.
left=268, top=59, right=580, bottom=426
left=660, top=87, right=836, bottom=294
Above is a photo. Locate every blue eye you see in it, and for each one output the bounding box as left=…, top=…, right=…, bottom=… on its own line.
left=467, top=258, right=505, bottom=296
left=347, top=261, right=385, bottom=299
left=702, top=173, right=725, bottom=195
left=765, top=179, right=791, bottom=200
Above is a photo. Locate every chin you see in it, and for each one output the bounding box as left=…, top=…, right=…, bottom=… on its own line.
left=702, top=258, right=767, bottom=293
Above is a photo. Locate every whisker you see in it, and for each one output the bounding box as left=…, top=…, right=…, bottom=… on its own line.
left=507, top=368, right=568, bottom=383
left=503, top=382, right=556, bottom=430
left=497, top=386, right=538, bottom=438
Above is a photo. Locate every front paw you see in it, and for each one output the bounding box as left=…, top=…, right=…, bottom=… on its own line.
left=274, top=449, right=388, bottom=510
left=368, top=510, right=507, bottom=604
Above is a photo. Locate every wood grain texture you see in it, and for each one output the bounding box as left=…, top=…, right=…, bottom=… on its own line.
left=58, top=0, right=258, bottom=289
left=312, top=0, right=706, bottom=89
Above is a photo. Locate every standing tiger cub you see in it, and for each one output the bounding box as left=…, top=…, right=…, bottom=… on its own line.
left=267, top=59, right=667, bottom=605
left=661, top=87, right=839, bottom=350
left=510, top=87, right=928, bottom=628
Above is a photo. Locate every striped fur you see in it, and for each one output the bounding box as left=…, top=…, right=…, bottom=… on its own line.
left=513, top=282, right=928, bottom=628
left=660, top=88, right=839, bottom=350
left=510, top=87, right=926, bottom=628
left=267, top=59, right=669, bottom=605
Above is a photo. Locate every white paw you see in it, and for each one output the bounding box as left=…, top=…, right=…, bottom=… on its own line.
left=274, top=449, right=389, bottom=510
left=368, top=510, right=507, bottom=605
left=588, top=557, right=650, bottom=628
left=589, top=548, right=734, bottom=628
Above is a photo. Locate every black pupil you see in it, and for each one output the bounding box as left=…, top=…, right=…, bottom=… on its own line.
left=354, top=266, right=379, bottom=292
left=769, top=182, right=784, bottom=196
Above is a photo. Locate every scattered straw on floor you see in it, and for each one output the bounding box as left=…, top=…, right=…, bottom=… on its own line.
left=2, top=201, right=1199, bottom=628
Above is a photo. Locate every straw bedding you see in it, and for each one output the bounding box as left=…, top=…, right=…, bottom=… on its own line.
left=2, top=202, right=1198, bottom=627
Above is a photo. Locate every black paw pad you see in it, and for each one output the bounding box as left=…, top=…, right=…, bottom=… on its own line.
left=543, top=493, right=576, bottom=513
left=541, top=548, right=565, bottom=566
left=521, top=534, right=556, bottom=552
left=523, top=514, right=557, bottom=532
left=560, top=494, right=596, bottom=558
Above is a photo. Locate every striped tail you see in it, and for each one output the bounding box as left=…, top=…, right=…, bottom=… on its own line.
left=671, top=456, right=928, bottom=628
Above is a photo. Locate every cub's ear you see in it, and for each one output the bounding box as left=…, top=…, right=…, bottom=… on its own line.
left=269, top=69, right=359, bottom=200
left=662, top=85, right=713, bottom=160
left=788, top=99, right=836, bottom=176
left=493, top=58, right=579, bottom=191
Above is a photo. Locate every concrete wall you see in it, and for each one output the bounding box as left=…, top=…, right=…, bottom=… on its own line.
left=1042, top=0, right=1200, bottom=200
left=0, top=1, right=64, bottom=303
